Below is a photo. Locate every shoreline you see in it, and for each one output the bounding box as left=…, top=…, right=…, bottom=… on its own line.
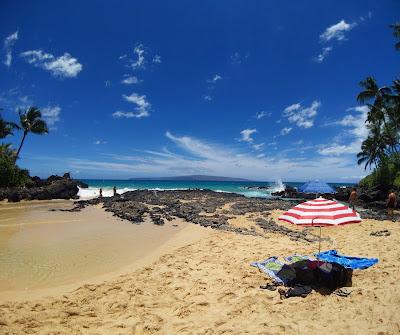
left=0, top=201, right=211, bottom=302
left=0, top=221, right=211, bottom=302
left=1, top=191, right=399, bottom=334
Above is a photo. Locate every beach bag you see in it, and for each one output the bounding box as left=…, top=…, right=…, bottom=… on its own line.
left=316, top=262, right=352, bottom=289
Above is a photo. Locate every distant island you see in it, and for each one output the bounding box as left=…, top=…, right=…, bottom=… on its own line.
left=129, top=175, right=252, bottom=182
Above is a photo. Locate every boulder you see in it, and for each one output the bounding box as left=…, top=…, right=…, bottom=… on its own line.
left=1, top=174, right=83, bottom=202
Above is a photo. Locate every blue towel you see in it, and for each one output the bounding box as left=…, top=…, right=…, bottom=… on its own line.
left=315, top=250, right=378, bottom=270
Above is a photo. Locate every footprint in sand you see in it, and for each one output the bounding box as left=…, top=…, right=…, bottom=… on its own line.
left=217, top=291, right=237, bottom=303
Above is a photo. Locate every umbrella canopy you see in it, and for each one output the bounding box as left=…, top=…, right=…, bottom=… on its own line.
left=298, top=181, right=335, bottom=194
left=279, top=197, right=361, bottom=227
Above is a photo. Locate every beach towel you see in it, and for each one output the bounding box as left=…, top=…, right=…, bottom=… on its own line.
left=251, top=257, right=286, bottom=284
left=284, top=254, right=312, bottom=263
left=315, top=250, right=378, bottom=270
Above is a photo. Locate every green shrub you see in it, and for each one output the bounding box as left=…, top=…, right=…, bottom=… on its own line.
left=359, top=153, right=400, bottom=191
left=394, top=173, right=400, bottom=190
left=0, top=155, right=31, bottom=187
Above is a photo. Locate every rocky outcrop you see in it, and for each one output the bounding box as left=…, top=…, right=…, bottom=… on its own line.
left=71, top=189, right=300, bottom=235
left=0, top=173, right=88, bottom=202
left=272, top=184, right=398, bottom=211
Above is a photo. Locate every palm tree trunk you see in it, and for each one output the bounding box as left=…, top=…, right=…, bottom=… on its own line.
left=15, top=131, right=27, bottom=162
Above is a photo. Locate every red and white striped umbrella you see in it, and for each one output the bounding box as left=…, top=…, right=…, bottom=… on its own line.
left=279, top=197, right=361, bottom=227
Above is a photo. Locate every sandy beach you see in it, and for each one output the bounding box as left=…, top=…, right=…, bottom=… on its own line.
left=0, top=196, right=399, bottom=335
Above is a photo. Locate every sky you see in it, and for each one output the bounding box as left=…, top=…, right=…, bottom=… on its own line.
left=0, top=0, right=399, bottom=182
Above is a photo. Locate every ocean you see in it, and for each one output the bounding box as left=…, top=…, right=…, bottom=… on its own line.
left=77, top=179, right=355, bottom=199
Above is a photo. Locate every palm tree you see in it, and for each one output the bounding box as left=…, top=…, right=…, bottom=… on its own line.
left=357, top=77, right=391, bottom=125
left=15, top=107, right=48, bottom=161
left=357, top=126, right=387, bottom=170
left=357, top=77, right=399, bottom=154
left=0, top=113, right=19, bottom=139
left=389, top=23, right=400, bottom=50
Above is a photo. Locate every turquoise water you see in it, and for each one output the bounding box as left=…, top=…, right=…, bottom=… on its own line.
left=78, top=179, right=355, bottom=199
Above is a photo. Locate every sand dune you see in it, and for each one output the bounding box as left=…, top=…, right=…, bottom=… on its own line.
left=0, top=209, right=399, bottom=334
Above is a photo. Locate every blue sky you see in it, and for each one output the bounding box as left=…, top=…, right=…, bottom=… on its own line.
left=0, top=1, right=399, bottom=181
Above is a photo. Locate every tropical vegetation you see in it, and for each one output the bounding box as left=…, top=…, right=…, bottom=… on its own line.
left=0, top=107, right=48, bottom=187
left=357, top=24, right=400, bottom=191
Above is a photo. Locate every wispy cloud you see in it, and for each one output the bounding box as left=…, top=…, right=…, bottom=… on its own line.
left=280, top=127, right=292, bottom=136
left=20, top=50, right=82, bottom=78
left=239, top=128, right=257, bottom=142
left=42, top=105, right=61, bottom=128
left=230, top=51, right=250, bottom=65
left=318, top=106, right=368, bottom=156
left=121, top=75, right=139, bottom=85
left=314, top=17, right=365, bottom=63
left=207, top=74, right=223, bottom=86
left=94, top=140, right=107, bottom=145
left=320, top=20, right=356, bottom=42
left=0, top=88, right=33, bottom=110
left=112, top=92, right=151, bottom=119
left=313, top=46, right=332, bottom=63
left=38, top=131, right=365, bottom=181
left=3, top=31, right=18, bottom=67
left=204, top=74, right=223, bottom=100
left=131, top=44, right=145, bottom=70
left=283, top=101, right=320, bottom=128
left=252, top=143, right=265, bottom=151
left=152, top=55, right=162, bottom=63
left=255, top=111, right=272, bottom=120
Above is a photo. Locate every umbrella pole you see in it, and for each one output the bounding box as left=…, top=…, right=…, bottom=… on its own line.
left=318, top=226, right=322, bottom=257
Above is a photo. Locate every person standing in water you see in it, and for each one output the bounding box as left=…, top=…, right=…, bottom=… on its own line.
left=99, top=188, right=103, bottom=198
left=387, top=190, right=397, bottom=221
left=113, top=186, right=117, bottom=196
left=348, top=188, right=358, bottom=210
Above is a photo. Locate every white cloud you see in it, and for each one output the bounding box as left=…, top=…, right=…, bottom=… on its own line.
left=207, top=74, right=223, bottom=85
left=121, top=76, right=139, bottom=85
left=320, top=20, right=356, bottom=42
left=41, top=131, right=364, bottom=181
left=204, top=95, right=212, bottom=101
left=255, top=111, right=271, bottom=119
left=230, top=51, right=250, bottom=65
left=240, top=128, right=257, bottom=142
left=212, top=74, right=222, bottom=82
left=318, top=106, right=368, bottom=156
left=42, top=105, right=61, bottom=128
left=104, top=80, right=111, bottom=87
left=314, top=46, right=332, bottom=63
left=3, top=31, right=18, bottom=67
left=153, top=55, right=162, bottom=63
left=280, top=127, right=292, bottom=135
left=112, top=92, right=151, bottom=119
left=131, top=44, right=145, bottom=70
left=20, top=50, right=82, bottom=78
left=94, top=140, right=107, bottom=145
left=0, top=88, right=33, bottom=110
left=283, top=101, right=320, bottom=128
left=252, top=143, right=265, bottom=151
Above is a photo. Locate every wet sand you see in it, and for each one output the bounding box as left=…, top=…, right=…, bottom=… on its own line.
left=0, top=203, right=399, bottom=334
left=0, top=200, right=209, bottom=301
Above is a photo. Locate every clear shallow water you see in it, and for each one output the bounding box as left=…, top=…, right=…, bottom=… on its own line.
left=78, top=179, right=355, bottom=199
left=0, top=201, right=188, bottom=293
